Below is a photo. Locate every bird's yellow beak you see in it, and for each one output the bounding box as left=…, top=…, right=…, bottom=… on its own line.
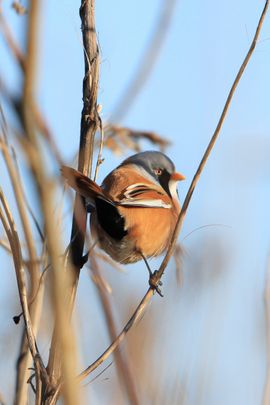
left=170, top=172, right=185, bottom=181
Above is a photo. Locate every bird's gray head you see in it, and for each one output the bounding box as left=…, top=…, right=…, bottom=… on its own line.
left=122, top=151, right=175, bottom=175
left=120, top=151, right=183, bottom=197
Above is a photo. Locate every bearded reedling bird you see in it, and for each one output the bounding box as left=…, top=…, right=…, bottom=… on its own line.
left=62, top=151, right=185, bottom=293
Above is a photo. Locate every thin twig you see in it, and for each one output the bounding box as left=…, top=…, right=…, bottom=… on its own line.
left=83, top=361, right=113, bottom=387
left=79, top=0, right=269, bottom=380
left=13, top=264, right=49, bottom=325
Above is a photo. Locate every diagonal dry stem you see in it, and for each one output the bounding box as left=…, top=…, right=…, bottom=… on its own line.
left=79, top=0, right=269, bottom=381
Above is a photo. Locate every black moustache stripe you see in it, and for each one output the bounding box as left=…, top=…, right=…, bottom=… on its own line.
left=158, top=170, right=172, bottom=198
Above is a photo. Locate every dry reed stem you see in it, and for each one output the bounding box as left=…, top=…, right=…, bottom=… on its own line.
left=65, top=0, right=100, bottom=274
left=22, top=1, right=80, bottom=403
left=79, top=0, right=269, bottom=380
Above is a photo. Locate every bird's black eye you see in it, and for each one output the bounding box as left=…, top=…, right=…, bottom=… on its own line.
left=153, top=168, right=163, bottom=176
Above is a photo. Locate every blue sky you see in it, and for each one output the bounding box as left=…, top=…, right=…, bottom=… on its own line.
left=1, top=0, right=270, bottom=403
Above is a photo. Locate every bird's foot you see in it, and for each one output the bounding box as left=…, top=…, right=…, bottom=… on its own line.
left=149, top=271, right=163, bottom=297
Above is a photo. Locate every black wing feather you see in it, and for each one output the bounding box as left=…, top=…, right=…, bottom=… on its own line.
left=95, top=197, right=127, bottom=240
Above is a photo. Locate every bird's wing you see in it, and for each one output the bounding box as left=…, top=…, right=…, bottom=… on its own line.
left=62, top=167, right=171, bottom=209
left=61, top=166, right=114, bottom=205
left=118, top=182, right=172, bottom=209
left=61, top=166, right=127, bottom=240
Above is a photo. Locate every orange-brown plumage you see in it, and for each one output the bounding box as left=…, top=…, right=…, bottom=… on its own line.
left=62, top=151, right=184, bottom=265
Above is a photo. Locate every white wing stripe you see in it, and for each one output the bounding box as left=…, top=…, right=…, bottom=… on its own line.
left=123, top=183, right=164, bottom=199
left=118, top=199, right=171, bottom=209
left=125, top=183, right=149, bottom=191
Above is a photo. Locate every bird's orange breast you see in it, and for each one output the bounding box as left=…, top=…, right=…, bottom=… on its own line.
left=118, top=205, right=179, bottom=258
